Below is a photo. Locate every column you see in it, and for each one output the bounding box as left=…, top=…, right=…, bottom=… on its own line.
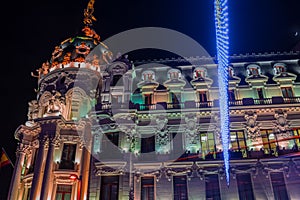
left=8, top=143, right=29, bottom=200
left=29, top=135, right=47, bottom=200
left=80, top=147, right=91, bottom=200
left=40, top=135, right=56, bottom=200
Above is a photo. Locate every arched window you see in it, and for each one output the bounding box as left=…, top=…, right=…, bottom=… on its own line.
left=273, top=63, right=287, bottom=75
left=247, top=64, right=261, bottom=76
left=168, top=69, right=181, bottom=80
left=193, top=67, right=207, bottom=79
left=142, top=70, right=155, bottom=82
left=229, top=66, right=235, bottom=77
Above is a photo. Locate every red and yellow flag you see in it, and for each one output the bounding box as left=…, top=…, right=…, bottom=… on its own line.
left=0, top=148, right=12, bottom=168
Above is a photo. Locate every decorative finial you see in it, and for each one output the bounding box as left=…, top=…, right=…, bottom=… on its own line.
left=84, top=0, right=96, bottom=26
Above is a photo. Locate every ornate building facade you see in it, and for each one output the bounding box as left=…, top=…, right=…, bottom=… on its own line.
left=8, top=1, right=300, bottom=200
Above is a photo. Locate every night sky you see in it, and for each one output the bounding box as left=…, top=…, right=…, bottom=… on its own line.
left=1, top=0, right=300, bottom=198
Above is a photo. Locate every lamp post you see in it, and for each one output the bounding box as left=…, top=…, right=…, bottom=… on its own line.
left=69, top=174, right=82, bottom=200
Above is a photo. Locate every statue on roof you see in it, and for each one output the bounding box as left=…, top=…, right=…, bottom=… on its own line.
left=84, top=0, right=97, bottom=26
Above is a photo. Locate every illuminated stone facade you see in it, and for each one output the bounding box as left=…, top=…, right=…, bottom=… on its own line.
left=8, top=1, right=300, bottom=200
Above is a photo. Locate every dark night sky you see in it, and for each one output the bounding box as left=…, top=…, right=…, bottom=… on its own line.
left=1, top=0, right=300, bottom=197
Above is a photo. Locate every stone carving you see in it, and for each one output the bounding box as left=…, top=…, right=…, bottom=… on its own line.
left=155, top=117, right=170, bottom=153
left=31, top=62, right=50, bottom=79
left=44, top=92, right=66, bottom=116
left=27, top=100, right=39, bottom=121
left=184, top=115, right=200, bottom=152
left=244, top=111, right=261, bottom=141
left=274, top=109, right=290, bottom=137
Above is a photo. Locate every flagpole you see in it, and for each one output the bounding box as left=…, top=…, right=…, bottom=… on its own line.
left=2, top=147, right=15, bottom=168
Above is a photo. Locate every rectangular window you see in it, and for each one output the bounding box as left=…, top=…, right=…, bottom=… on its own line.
left=55, top=184, right=72, bottom=200
left=173, top=176, right=188, bottom=200
left=141, top=177, right=155, bottom=200
left=200, top=132, right=216, bottom=154
left=281, top=87, right=294, bottom=98
left=230, top=131, right=247, bottom=152
left=111, top=95, right=122, bottom=105
left=171, top=93, right=181, bottom=109
left=257, top=88, right=264, bottom=99
left=198, top=91, right=208, bottom=103
left=101, top=176, right=119, bottom=200
left=205, top=174, right=221, bottom=200
left=105, top=132, right=119, bottom=147
left=228, top=90, right=236, bottom=101
left=144, top=94, right=153, bottom=105
left=141, top=135, right=155, bottom=153
left=172, top=133, right=183, bottom=154
left=270, top=172, right=288, bottom=200
left=59, top=143, right=76, bottom=170
left=236, top=173, right=254, bottom=200
left=260, top=129, right=276, bottom=154
left=293, top=129, right=300, bottom=148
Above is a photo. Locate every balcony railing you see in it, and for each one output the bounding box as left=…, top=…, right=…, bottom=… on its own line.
left=96, top=96, right=300, bottom=112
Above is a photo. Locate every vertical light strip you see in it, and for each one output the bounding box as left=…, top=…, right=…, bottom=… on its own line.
left=214, top=0, right=230, bottom=185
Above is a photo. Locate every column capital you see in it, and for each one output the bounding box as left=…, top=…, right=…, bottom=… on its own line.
left=17, top=143, right=31, bottom=155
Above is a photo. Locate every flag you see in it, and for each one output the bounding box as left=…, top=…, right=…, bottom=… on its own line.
left=0, top=148, right=13, bottom=168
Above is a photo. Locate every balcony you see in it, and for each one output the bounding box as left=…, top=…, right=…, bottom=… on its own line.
left=95, top=96, right=300, bottom=113
left=229, top=96, right=300, bottom=107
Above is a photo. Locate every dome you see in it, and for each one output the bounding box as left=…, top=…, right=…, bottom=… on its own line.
left=31, top=0, right=113, bottom=81
left=49, top=25, right=112, bottom=72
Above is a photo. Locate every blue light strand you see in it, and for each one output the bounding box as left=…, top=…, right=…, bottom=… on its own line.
left=214, top=0, right=230, bottom=185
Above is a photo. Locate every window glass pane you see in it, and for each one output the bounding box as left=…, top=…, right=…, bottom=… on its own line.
left=173, top=176, right=188, bottom=200
left=59, top=144, right=76, bottom=169
left=270, top=172, right=288, bottom=200
left=55, top=185, right=72, bottom=200
left=205, top=174, right=221, bottom=200
left=141, top=135, right=155, bottom=153
left=236, top=173, right=254, bottom=200
left=141, top=177, right=154, bottom=200
left=101, top=176, right=119, bottom=200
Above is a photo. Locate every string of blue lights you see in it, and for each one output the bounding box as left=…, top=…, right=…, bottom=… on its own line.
left=214, top=0, right=230, bottom=185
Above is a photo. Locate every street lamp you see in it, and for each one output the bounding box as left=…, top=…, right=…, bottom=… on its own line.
left=69, top=174, right=81, bottom=200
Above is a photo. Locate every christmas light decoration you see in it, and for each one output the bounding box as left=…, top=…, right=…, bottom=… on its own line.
left=214, top=0, right=230, bottom=185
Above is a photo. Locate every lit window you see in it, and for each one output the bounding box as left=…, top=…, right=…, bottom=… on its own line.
left=247, top=64, right=261, bottom=76
left=200, top=132, right=216, bottom=153
left=141, top=177, right=155, bottom=200
left=55, top=184, right=72, bottom=200
left=260, top=129, right=276, bottom=154
left=173, top=176, right=188, bottom=200
left=230, top=131, right=247, bottom=152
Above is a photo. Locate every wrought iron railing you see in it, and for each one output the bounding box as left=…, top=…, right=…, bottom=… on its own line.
left=96, top=97, right=300, bottom=111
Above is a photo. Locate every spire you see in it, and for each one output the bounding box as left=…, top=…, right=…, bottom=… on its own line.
left=83, top=0, right=97, bottom=26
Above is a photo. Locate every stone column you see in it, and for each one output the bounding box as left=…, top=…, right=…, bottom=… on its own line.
left=40, top=135, right=57, bottom=200
left=8, top=144, right=29, bottom=200
left=29, top=135, right=47, bottom=200
left=79, top=147, right=90, bottom=200
left=79, top=123, right=92, bottom=200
